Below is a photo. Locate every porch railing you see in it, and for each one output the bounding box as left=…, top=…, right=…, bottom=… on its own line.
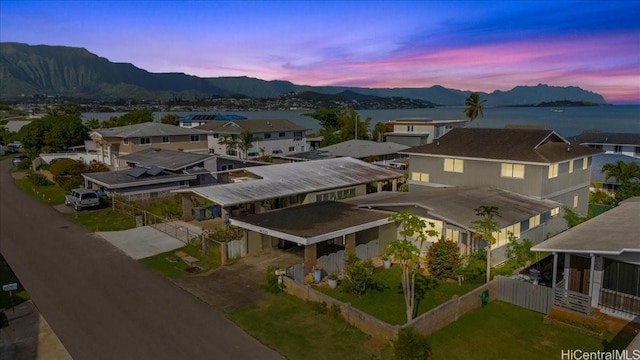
left=599, top=289, right=640, bottom=317
left=552, top=279, right=592, bottom=315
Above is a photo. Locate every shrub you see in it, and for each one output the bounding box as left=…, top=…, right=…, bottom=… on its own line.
left=16, top=158, right=31, bottom=170
left=26, top=171, right=52, bottom=186
left=459, top=250, right=486, bottom=283
left=393, top=327, right=431, bottom=360
left=341, top=253, right=376, bottom=297
left=426, top=238, right=460, bottom=279
left=505, top=232, right=534, bottom=265
left=265, top=265, right=283, bottom=294
left=53, top=175, right=83, bottom=191
left=49, top=159, right=85, bottom=176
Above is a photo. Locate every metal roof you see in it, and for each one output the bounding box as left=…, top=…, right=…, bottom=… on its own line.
left=196, top=119, right=308, bottom=133
left=91, top=122, right=209, bottom=138
left=119, top=148, right=214, bottom=171
left=82, top=169, right=196, bottom=189
left=318, top=140, right=410, bottom=159
left=178, top=114, right=248, bottom=122
left=343, top=186, right=561, bottom=230
left=532, top=198, right=640, bottom=255
left=176, top=157, right=402, bottom=207
left=401, top=128, right=603, bottom=163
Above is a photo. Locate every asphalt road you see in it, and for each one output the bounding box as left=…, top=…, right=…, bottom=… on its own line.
left=0, top=159, right=285, bottom=360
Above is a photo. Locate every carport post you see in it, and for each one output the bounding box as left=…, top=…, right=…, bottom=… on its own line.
left=304, top=244, right=317, bottom=275
left=345, top=233, right=356, bottom=254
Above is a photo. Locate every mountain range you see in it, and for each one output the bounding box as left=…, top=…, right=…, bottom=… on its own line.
left=0, top=42, right=608, bottom=106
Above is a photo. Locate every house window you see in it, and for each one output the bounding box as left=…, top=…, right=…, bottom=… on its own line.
left=288, top=146, right=295, bottom=152
left=140, top=137, right=151, bottom=145
left=294, top=131, right=303, bottom=141
left=582, top=158, right=588, bottom=170
left=162, top=136, right=170, bottom=144
left=573, top=195, right=579, bottom=208
left=411, top=172, right=430, bottom=182
left=614, top=145, right=623, bottom=153
left=568, top=160, right=574, bottom=173
left=635, top=147, right=640, bottom=156
left=407, top=125, right=414, bottom=132
left=444, top=158, right=463, bottom=173
left=221, top=164, right=234, bottom=171
left=529, top=215, right=541, bottom=229
left=279, top=132, right=286, bottom=137
left=183, top=121, right=192, bottom=127
left=264, top=133, right=271, bottom=139
left=548, top=163, right=559, bottom=178
left=551, top=207, right=560, bottom=216
left=500, top=163, right=525, bottom=179
left=272, top=148, right=283, bottom=154
left=213, top=133, right=219, bottom=139
left=190, top=135, right=200, bottom=142
left=123, top=138, right=129, bottom=145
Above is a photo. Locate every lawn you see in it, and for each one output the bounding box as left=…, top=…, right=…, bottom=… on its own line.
left=229, top=291, right=392, bottom=360
left=15, top=177, right=67, bottom=204
left=139, top=241, right=222, bottom=277
left=427, top=301, right=631, bottom=360
left=317, top=266, right=482, bottom=325
left=68, top=208, right=137, bottom=231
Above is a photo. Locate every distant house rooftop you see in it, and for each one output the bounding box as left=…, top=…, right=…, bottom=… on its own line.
left=178, top=114, right=247, bottom=122
left=119, top=148, right=214, bottom=171
left=570, top=130, right=640, bottom=146
left=196, top=118, right=308, bottom=133
left=281, top=140, right=410, bottom=161
left=390, top=118, right=467, bottom=125
left=91, top=122, right=209, bottom=138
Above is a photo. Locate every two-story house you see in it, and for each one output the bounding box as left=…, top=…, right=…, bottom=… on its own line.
left=385, top=118, right=467, bottom=146
left=401, top=128, right=603, bottom=225
left=197, top=119, right=309, bottom=158
left=571, top=130, right=640, bottom=158
left=89, top=122, right=210, bottom=169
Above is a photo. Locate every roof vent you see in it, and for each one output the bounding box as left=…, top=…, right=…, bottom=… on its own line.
left=436, top=141, right=440, bottom=146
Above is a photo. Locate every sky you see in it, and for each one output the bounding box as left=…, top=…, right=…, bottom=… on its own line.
left=1, top=1, right=639, bottom=104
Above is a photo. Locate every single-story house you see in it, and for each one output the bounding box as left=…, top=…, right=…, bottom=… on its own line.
left=532, top=197, right=640, bottom=320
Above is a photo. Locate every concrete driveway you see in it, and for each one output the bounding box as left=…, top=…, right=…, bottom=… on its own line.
left=95, top=227, right=186, bottom=260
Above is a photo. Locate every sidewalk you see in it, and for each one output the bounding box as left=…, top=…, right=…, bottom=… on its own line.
left=0, top=302, right=71, bottom=360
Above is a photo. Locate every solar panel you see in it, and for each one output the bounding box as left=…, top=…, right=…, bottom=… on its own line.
left=146, top=166, right=163, bottom=176
left=127, top=167, right=147, bottom=178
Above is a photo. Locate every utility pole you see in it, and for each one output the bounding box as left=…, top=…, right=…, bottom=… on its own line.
left=355, top=112, right=359, bottom=140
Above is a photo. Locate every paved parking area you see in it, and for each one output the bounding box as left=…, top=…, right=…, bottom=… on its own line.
left=95, top=227, right=186, bottom=260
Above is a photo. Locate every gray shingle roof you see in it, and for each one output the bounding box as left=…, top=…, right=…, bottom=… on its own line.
left=402, top=128, right=603, bottom=163
left=532, top=198, right=640, bottom=254
left=343, top=186, right=560, bottom=229
left=177, top=157, right=401, bottom=207
left=318, top=140, right=410, bottom=158
left=119, top=148, right=214, bottom=171
left=82, top=169, right=196, bottom=189
left=92, top=122, right=209, bottom=138
left=196, top=119, right=308, bottom=133
left=570, top=131, right=640, bottom=146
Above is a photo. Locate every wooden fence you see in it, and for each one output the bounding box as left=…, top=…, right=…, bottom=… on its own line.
left=496, top=276, right=552, bottom=314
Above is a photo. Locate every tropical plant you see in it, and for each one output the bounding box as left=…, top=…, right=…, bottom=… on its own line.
left=305, top=107, right=371, bottom=146
left=601, top=160, right=640, bottom=184
left=426, top=238, right=460, bottom=279
left=386, top=211, right=440, bottom=322
left=237, top=129, right=261, bottom=160
left=505, top=232, right=533, bottom=265
left=563, top=206, right=590, bottom=228
left=469, top=206, right=500, bottom=283
left=160, top=114, right=180, bottom=126
left=341, top=253, right=376, bottom=297
left=463, top=92, right=486, bottom=122
left=393, top=327, right=431, bottom=360
left=372, top=122, right=387, bottom=142
left=218, top=134, right=239, bottom=156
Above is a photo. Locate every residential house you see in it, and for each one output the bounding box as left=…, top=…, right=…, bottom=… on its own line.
left=532, top=197, right=640, bottom=320
left=177, top=114, right=247, bottom=128
left=229, top=185, right=560, bottom=277
left=590, top=153, right=640, bottom=192
left=401, top=128, right=603, bottom=218
left=174, top=157, right=402, bottom=224
left=385, top=118, right=467, bottom=147
left=89, top=123, right=209, bottom=169
left=196, top=119, right=308, bottom=158
left=571, top=130, right=640, bottom=158
left=82, top=148, right=216, bottom=200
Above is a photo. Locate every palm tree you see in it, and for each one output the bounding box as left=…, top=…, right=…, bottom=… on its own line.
left=372, top=122, right=388, bottom=142
left=218, top=134, right=239, bottom=157
left=601, top=160, right=640, bottom=185
left=463, top=92, right=486, bottom=122
left=237, top=130, right=261, bottom=160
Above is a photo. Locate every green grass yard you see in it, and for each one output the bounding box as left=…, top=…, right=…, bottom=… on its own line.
left=15, top=177, right=67, bottom=204
left=139, top=241, right=222, bottom=277
left=229, top=292, right=392, bottom=360
left=68, top=208, right=137, bottom=231
left=317, top=266, right=482, bottom=325
left=427, top=301, right=630, bottom=360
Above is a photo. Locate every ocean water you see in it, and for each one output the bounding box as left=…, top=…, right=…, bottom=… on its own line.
left=83, top=105, right=640, bottom=137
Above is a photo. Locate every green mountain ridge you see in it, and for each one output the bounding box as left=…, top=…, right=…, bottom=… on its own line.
left=0, top=42, right=608, bottom=106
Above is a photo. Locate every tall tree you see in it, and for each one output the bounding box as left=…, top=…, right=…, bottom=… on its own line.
left=305, top=107, right=371, bottom=146
left=463, top=92, right=486, bottom=122
left=372, top=122, right=387, bottom=142
left=385, top=211, right=439, bottom=322
left=469, top=206, right=500, bottom=283
left=160, top=114, right=180, bottom=126
left=237, top=130, right=261, bottom=159
left=18, top=105, right=88, bottom=158
left=218, top=134, right=239, bottom=156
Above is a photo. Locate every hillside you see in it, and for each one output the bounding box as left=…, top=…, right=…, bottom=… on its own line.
left=0, top=42, right=608, bottom=106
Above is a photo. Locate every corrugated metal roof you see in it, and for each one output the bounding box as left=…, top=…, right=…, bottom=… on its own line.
left=92, top=122, right=209, bottom=138
left=180, top=157, right=402, bottom=206
left=532, top=198, right=640, bottom=254
left=119, top=148, right=214, bottom=171
left=343, top=186, right=561, bottom=229
left=402, top=128, right=603, bottom=163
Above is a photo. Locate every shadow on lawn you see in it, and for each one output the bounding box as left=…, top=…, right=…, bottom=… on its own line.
left=390, top=273, right=439, bottom=318
left=602, top=316, right=640, bottom=351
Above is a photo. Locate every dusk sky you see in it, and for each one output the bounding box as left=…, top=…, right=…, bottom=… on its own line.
left=1, top=1, right=639, bottom=104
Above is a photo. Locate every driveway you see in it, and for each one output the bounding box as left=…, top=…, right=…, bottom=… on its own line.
left=95, top=226, right=186, bottom=260
left=0, top=160, right=285, bottom=360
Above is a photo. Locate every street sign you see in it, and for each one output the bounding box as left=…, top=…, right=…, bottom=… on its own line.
left=2, top=283, right=17, bottom=292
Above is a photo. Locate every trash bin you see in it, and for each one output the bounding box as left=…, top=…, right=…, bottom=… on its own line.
left=193, top=207, right=206, bottom=221
left=481, top=290, right=489, bottom=306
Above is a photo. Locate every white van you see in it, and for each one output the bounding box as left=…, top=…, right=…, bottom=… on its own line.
left=64, top=189, right=100, bottom=211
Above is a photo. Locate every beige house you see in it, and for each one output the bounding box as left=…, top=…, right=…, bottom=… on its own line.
left=89, top=123, right=210, bottom=169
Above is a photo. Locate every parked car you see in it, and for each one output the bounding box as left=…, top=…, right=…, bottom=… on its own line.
left=64, top=188, right=100, bottom=211
left=12, top=155, right=29, bottom=166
